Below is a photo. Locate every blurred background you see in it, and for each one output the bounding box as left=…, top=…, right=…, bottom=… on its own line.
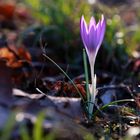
left=0, top=0, right=140, bottom=89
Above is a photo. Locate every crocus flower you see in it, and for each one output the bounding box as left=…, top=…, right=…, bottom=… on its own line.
left=80, top=15, right=106, bottom=62
left=80, top=15, right=106, bottom=118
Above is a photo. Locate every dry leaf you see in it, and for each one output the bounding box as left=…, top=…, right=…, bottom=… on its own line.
left=0, top=46, right=31, bottom=68
left=0, top=3, right=15, bottom=20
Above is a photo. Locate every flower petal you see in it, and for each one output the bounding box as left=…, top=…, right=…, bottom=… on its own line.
left=80, top=14, right=106, bottom=60
left=89, top=16, right=96, bottom=31
left=88, top=23, right=96, bottom=52
left=98, top=15, right=106, bottom=47
left=80, top=15, right=89, bottom=49
left=95, top=20, right=101, bottom=47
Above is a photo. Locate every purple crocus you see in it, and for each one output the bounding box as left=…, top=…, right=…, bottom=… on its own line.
left=80, top=15, right=106, bottom=61
left=80, top=15, right=106, bottom=118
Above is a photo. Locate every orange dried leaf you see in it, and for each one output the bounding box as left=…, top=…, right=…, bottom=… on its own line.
left=17, top=47, right=31, bottom=62
left=0, top=3, right=15, bottom=20
left=53, top=81, right=86, bottom=98
left=0, top=46, right=31, bottom=68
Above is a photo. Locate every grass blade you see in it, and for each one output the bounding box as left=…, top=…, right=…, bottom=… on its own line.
left=93, top=99, right=135, bottom=119
left=0, top=113, right=16, bottom=140
left=43, top=53, right=84, bottom=101
left=33, top=111, right=45, bottom=140
left=20, top=124, right=31, bottom=140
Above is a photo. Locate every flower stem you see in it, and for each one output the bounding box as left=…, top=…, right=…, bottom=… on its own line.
left=88, top=58, right=96, bottom=119
left=83, top=49, right=90, bottom=113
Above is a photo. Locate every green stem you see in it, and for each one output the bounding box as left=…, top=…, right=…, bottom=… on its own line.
left=83, top=49, right=90, bottom=117
left=83, top=50, right=90, bottom=100
left=88, top=58, right=96, bottom=118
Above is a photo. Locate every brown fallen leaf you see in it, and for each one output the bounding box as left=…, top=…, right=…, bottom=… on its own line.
left=0, top=46, right=31, bottom=68
left=0, top=3, right=15, bottom=20
left=52, top=81, right=86, bottom=98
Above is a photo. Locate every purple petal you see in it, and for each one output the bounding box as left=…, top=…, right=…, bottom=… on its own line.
left=88, top=24, right=96, bottom=52
left=80, top=15, right=106, bottom=59
left=80, top=16, right=89, bottom=49
left=95, top=20, right=101, bottom=47
left=88, top=16, right=97, bottom=53
left=89, top=16, right=96, bottom=31
left=97, top=15, right=106, bottom=47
